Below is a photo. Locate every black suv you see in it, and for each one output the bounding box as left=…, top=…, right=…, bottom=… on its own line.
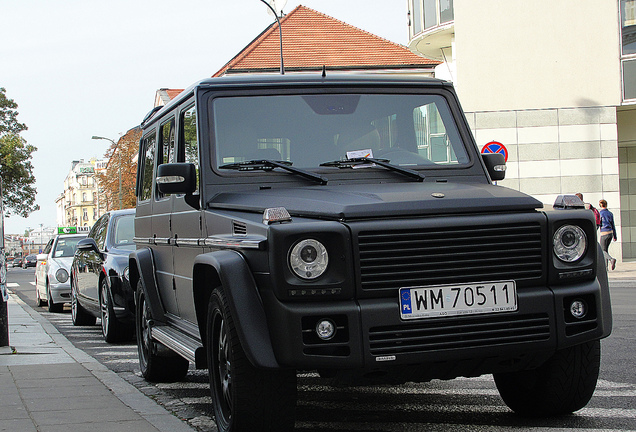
left=130, top=73, right=612, bottom=432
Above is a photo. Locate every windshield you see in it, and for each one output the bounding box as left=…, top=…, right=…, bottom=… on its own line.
left=52, top=237, right=82, bottom=258
left=212, top=93, right=469, bottom=171
left=112, top=214, right=135, bottom=248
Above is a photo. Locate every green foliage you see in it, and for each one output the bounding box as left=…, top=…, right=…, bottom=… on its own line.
left=0, top=88, right=27, bottom=135
left=0, top=87, right=39, bottom=217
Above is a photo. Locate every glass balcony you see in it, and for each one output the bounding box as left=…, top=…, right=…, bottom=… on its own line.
left=408, top=0, right=454, bottom=61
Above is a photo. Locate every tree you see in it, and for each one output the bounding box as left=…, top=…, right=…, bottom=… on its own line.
left=0, top=88, right=39, bottom=218
left=95, top=127, right=141, bottom=211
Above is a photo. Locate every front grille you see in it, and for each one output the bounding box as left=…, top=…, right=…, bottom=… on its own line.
left=358, top=221, right=543, bottom=292
left=369, top=313, right=550, bottom=355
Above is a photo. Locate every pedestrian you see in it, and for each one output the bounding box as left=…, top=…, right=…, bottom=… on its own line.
left=598, top=199, right=617, bottom=270
left=575, top=193, right=601, bottom=230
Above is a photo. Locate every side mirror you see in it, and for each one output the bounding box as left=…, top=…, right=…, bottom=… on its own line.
left=481, top=153, right=506, bottom=182
left=156, top=163, right=197, bottom=195
left=77, top=238, right=99, bottom=253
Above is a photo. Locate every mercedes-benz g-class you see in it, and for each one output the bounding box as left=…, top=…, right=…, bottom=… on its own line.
left=130, top=73, right=612, bottom=432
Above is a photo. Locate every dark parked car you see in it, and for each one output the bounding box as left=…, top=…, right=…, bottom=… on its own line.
left=71, top=209, right=136, bottom=342
left=22, top=254, right=37, bottom=268
left=130, top=73, right=612, bottom=431
left=12, top=257, right=23, bottom=268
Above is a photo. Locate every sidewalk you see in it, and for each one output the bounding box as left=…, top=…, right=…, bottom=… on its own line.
left=0, top=291, right=197, bottom=432
left=607, top=259, right=636, bottom=281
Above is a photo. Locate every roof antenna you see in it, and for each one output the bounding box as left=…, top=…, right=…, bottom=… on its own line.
left=322, top=65, right=326, bottom=78
left=260, top=0, right=285, bottom=75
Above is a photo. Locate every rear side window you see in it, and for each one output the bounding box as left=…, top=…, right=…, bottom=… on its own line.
left=180, top=105, right=199, bottom=194
left=139, top=132, right=156, bottom=202
left=157, top=117, right=176, bottom=199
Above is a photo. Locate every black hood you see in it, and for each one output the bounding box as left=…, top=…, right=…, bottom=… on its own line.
left=208, top=182, right=542, bottom=220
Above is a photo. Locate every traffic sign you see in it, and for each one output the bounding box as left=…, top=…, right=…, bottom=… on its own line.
left=481, top=141, right=508, bottom=162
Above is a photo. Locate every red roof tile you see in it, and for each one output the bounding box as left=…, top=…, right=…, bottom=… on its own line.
left=214, top=5, right=437, bottom=76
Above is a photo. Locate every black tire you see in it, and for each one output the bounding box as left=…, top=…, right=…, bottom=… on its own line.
left=71, top=280, right=97, bottom=326
left=207, top=288, right=297, bottom=432
left=494, top=340, right=601, bottom=417
left=136, top=283, right=189, bottom=382
left=47, top=283, right=64, bottom=313
left=100, top=279, right=133, bottom=343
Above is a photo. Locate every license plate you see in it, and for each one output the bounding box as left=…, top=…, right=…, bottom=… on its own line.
left=399, top=281, right=517, bottom=320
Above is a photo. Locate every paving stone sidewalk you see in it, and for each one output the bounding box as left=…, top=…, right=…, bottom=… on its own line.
left=0, top=292, right=197, bottom=432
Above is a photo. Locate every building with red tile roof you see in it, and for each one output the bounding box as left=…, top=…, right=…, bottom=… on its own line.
left=214, top=5, right=438, bottom=76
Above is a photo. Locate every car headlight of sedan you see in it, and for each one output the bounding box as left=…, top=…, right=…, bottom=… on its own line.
left=553, top=225, right=587, bottom=263
left=55, top=268, right=69, bottom=283
left=289, top=239, right=328, bottom=280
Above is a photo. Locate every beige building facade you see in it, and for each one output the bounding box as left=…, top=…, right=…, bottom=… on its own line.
left=408, top=0, right=634, bottom=260
left=56, top=159, right=105, bottom=229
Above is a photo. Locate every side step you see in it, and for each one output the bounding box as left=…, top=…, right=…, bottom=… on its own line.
left=151, top=325, right=207, bottom=368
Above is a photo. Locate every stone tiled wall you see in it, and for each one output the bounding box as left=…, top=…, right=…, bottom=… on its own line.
left=465, top=106, right=622, bottom=260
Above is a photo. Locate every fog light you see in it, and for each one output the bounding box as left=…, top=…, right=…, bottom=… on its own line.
left=316, top=319, right=336, bottom=340
left=570, top=299, right=587, bottom=319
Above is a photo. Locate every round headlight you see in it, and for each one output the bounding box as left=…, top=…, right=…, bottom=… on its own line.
left=289, top=239, right=328, bottom=280
left=553, top=225, right=587, bottom=262
left=55, top=268, right=69, bottom=283
left=123, top=266, right=130, bottom=281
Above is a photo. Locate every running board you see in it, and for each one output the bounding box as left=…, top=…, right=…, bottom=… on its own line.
left=151, top=325, right=207, bottom=368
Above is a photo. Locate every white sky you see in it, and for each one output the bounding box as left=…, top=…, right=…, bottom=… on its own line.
left=0, top=0, right=409, bottom=235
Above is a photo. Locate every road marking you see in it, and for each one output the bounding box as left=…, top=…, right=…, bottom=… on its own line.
left=6, top=283, right=19, bottom=287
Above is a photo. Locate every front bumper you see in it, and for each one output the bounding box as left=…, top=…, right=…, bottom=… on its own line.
left=263, top=277, right=611, bottom=378
left=48, top=282, right=71, bottom=304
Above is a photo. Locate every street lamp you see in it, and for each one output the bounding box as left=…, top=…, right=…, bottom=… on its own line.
left=260, top=0, right=285, bottom=75
left=92, top=135, right=122, bottom=210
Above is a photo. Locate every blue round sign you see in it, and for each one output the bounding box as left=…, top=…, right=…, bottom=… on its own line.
left=481, top=141, right=508, bottom=162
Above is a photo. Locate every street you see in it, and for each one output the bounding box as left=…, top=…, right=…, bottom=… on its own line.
left=6, top=266, right=636, bottom=432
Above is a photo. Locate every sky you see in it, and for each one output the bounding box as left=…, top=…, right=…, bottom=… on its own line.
left=0, top=0, right=409, bottom=235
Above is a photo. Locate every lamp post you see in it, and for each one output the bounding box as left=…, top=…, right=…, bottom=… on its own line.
left=0, top=173, right=8, bottom=347
left=92, top=135, right=122, bottom=210
left=260, top=0, right=285, bottom=75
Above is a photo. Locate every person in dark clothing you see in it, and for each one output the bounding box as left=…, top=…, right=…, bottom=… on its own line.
left=598, top=199, right=617, bottom=270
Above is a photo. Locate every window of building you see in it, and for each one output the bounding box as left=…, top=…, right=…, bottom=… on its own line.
left=622, top=0, right=636, bottom=101
left=622, top=0, right=636, bottom=55
left=423, top=0, right=437, bottom=29
left=82, top=192, right=87, bottom=202
left=83, top=209, right=88, bottom=221
left=410, top=0, right=454, bottom=35
left=624, top=59, right=636, bottom=100
left=412, top=0, right=422, bottom=35
left=439, top=0, right=454, bottom=24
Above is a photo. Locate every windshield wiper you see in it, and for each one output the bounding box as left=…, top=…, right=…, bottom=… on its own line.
left=219, top=159, right=328, bottom=185
left=320, top=157, right=425, bottom=182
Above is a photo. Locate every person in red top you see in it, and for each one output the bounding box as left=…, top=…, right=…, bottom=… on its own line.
left=598, top=199, right=617, bottom=270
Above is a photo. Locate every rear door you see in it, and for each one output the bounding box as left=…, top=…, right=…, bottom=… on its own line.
left=152, top=115, right=179, bottom=316
left=171, top=102, right=201, bottom=325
